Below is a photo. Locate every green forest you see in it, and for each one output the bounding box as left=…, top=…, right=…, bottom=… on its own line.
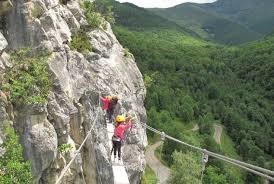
left=111, top=1, right=274, bottom=183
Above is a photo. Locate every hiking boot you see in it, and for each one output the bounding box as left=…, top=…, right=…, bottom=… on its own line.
left=118, top=158, right=122, bottom=165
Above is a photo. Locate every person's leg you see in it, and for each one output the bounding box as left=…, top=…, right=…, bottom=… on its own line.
left=113, top=141, right=118, bottom=160
left=109, top=108, right=113, bottom=122
left=110, top=142, right=114, bottom=157
left=117, top=141, right=122, bottom=161
left=106, top=109, right=110, bottom=120
left=107, top=109, right=113, bottom=123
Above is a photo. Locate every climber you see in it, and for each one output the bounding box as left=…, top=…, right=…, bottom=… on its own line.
left=100, top=95, right=119, bottom=123
left=111, top=115, right=132, bottom=163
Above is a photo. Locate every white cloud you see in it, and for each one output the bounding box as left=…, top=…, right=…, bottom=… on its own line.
left=117, top=0, right=217, bottom=8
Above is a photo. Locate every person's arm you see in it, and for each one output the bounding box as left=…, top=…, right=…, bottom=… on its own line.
left=124, top=120, right=132, bottom=130
left=101, top=97, right=110, bottom=110
left=100, top=96, right=107, bottom=102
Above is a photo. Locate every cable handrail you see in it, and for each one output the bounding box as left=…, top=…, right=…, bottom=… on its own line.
left=55, top=109, right=100, bottom=184
left=141, top=123, right=274, bottom=181
left=55, top=92, right=102, bottom=184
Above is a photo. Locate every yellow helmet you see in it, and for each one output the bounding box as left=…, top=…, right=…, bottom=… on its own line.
left=115, top=115, right=125, bottom=123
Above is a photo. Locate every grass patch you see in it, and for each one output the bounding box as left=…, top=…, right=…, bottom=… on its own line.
left=220, top=129, right=240, bottom=159
left=147, top=134, right=160, bottom=145
left=220, top=129, right=245, bottom=182
left=69, top=30, right=92, bottom=54
left=140, top=165, right=157, bottom=184
left=3, top=49, right=51, bottom=105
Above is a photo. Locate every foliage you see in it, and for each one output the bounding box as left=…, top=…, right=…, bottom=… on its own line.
left=0, top=124, right=32, bottom=184
left=58, top=144, right=72, bottom=154
left=198, top=0, right=274, bottom=35
left=123, top=47, right=131, bottom=58
left=113, top=1, right=274, bottom=183
left=155, top=144, right=169, bottom=167
left=69, top=30, right=92, bottom=54
left=93, top=0, right=115, bottom=24
left=203, top=166, right=228, bottom=184
left=169, top=151, right=201, bottom=184
left=150, top=4, right=262, bottom=45
left=82, top=1, right=103, bottom=28
left=111, top=0, right=195, bottom=35
left=3, top=49, right=51, bottom=105
left=140, top=166, right=157, bottom=184
left=82, top=0, right=114, bottom=28
left=31, top=3, right=44, bottom=18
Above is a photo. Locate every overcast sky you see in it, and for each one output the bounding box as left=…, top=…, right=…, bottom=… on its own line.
left=117, top=0, right=217, bottom=8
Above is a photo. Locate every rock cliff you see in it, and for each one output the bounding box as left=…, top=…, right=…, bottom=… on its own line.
left=0, top=0, right=147, bottom=183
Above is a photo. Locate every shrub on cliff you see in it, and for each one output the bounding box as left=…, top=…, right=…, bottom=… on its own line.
left=82, top=0, right=114, bottom=28
left=0, top=123, right=32, bottom=184
left=69, top=30, right=92, bottom=54
left=3, top=49, right=51, bottom=105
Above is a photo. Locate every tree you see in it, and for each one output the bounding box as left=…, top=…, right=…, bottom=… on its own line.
left=93, top=0, right=114, bottom=23
left=203, top=166, right=228, bottom=184
left=198, top=113, right=214, bottom=135
left=0, top=125, right=32, bottom=184
left=169, top=151, right=201, bottom=184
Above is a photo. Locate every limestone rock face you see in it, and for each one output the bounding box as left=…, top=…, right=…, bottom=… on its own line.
left=0, top=32, right=7, bottom=52
left=14, top=106, right=58, bottom=184
left=1, top=0, right=147, bottom=184
left=0, top=91, right=8, bottom=157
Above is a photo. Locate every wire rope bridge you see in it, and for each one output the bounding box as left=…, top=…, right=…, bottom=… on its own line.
left=55, top=95, right=130, bottom=184
left=55, top=102, right=274, bottom=183
left=143, top=123, right=274, bottom=182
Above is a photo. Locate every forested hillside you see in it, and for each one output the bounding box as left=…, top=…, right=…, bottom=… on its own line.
left=150, top=0, right=274, bottom=45
left=150, top=3, right=261, bottom=45
left=112, top=1, right=198, bottom=36
left=112, top=1, right=274, bottom=183
left=199, top=0, right=274, bottom=35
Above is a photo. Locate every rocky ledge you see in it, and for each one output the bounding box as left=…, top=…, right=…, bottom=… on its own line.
left=0, top=0, right=147, bottom=183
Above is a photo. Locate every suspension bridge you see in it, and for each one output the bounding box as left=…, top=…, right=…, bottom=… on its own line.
left=55, top=101, right=274, bottom=184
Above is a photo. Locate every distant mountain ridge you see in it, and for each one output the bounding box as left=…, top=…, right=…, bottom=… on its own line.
left=112, top=1, right=199, bottom=37
left=198, top=0, right=274, bottom=35
left=149, top=0, right=274, bottom=45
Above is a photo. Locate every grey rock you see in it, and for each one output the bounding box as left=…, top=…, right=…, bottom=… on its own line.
left=86, top=52, right=101, bottom=62
left=42, top=0, right=59, bottom=9
left=2, top=0, right=147, bottom=184
left=66, top=0, right=85, bottom=24
left=14, top=106, right=58, bottom=183
left=0, top=32, right=7, bottom=53
left=40, top=9, right=72, bottom=49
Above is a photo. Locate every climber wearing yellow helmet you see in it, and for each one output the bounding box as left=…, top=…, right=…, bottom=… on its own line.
left=111, top=115, right=132, bottom=163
